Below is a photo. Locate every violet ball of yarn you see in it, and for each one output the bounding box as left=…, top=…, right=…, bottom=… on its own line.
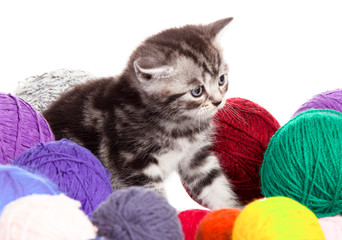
left=293, top=89, right=342, bottom=116
left=91, top=187, right=184, bottom=240
left=15, top=69, right=95, bottom=113
left=0, top=164, right=60, bottom=214
left=12, top=139, right=113, bottom=217
left=0, top=93, right=55, bottom=164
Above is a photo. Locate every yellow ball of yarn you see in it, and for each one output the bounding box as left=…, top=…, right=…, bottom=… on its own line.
left=232, top=196, right=324, bottom=240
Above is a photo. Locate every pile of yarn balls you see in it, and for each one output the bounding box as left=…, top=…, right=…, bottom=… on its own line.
left=0, top=70, right=184, bottom=240
left=178, top=88, right=342, bottom=240
left=1, top=69, right=342, bottom=239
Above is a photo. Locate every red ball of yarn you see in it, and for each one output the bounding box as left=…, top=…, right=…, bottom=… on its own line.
left=212, top=97, right=280, bottom=204
left=195, top=208, right=241, bottom=240
left=178, top=209, right=211, bottom=240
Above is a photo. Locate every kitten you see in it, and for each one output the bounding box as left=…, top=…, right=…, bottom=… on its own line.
left=43, top=18, right=239, bottom=209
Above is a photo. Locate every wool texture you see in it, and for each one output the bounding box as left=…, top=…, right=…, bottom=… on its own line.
left=232, top=197, right=325, bottom=240
left=261, top=109, right=342, bottom=218
left=178, top=209, right=211, bottom=240
left=0, top=165, right=60, bottom=214
left=293, top=88, right=342, bottom=116
left=15, top=69, right=94, bottom=113
left=91, top=187, right=184, bottom=240
left=0, top=93, right=54, bottom=164
left=12, top=139, right=113, bottom=217
left=319, top=215, right=342, bottom=240
left=196, top=208, right=241, bottom=240
left=0, top=194, right=97, bottom=240
left=212, top=97, right=280, bottom=204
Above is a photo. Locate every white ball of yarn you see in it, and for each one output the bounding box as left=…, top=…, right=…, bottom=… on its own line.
left=0, top=194, right=97, bottom=240
left=15, top=69, right=95, bottom=113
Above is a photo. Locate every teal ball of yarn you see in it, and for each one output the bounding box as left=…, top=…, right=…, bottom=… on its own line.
left=261, top=109, right=342, bottom=218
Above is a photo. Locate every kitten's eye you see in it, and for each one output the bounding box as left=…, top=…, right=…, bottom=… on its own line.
left=218, top=75, right=225, bottom=86
left=191, top=86, right=203, bottom=97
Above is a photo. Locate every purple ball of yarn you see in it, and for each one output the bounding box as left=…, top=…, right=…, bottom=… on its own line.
left=0, top=164, right=60, bottom=214
left=0, top=93, right=55, bottom=164
left=293, top=89, right=342, bottom=116
left=91, top=187, right=184, bottom=240
left=12, top=139, right=113, bottom=217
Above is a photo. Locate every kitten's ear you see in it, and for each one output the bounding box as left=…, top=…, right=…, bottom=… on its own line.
left=134, top=57, right=174, bottom=82
left=205, top=17, right=233, bottom=39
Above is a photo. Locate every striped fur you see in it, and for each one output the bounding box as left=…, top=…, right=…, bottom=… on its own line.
left=43, top=18, right=239, bottom=209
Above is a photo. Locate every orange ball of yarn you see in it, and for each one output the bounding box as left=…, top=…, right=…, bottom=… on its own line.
left=196, top=208, right=241, bottom=240
left=178, top=209, right=211, bottom=240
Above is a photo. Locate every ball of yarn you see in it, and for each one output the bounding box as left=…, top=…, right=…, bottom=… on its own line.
left=319, top=215, right=342, bottom=240
left=178, top=209, right=210, bottom=240
left=232, top=196, right=325, bottom=240
left=91, top=186, right=184, bottom=240
left=0, top=93, right=54, bottom=164
left=293, top=88, right=342, bottom=116
left=0, top=164, right=60, bottom=214
left=12, top=139, right=113, bottom=217
left=196, top=208, right=241, bottom=240
left=212, top=97, right=280, bottom=204
left=0, top=194, right=97, bottom=240
left=261, top=109, right=342, bottom=217
left=15, top=69, right=95, bottom=113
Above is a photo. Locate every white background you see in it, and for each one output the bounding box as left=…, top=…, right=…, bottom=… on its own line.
left=0, top=0, right=341, bottom=211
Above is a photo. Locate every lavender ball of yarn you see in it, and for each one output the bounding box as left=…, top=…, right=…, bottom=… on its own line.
left=0, top=165, right=60, bottom=214
left=0, top=93, right=55, bottom=164
left=293, top=89, right=342, bottom=116
left=91, top=187, right=184, bottom=240
left=15, top=69, right=94, bottom=113
left=12, top=139, right=113, bottom=217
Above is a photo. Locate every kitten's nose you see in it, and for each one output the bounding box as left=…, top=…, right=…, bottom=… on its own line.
left=212, top=101, right=222, bottom=107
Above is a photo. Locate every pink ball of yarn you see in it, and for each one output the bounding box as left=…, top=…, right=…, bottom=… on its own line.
left=178, top=209, right=211, bottom=240
left=0, top=194, right=97, bottom=240
left=319, top=215, right=342, bottom=240
left=0, top=93, right=54, bottom=164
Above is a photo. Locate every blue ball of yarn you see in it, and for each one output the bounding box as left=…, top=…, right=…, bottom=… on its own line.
left=12, top=139, right=113, bottom=217
left=91, top=187, right=184, bottom=240
left=0, top=164, right=60, bottom=214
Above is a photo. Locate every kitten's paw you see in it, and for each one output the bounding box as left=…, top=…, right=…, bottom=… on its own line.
left=197, top=174, right=241, bottom=210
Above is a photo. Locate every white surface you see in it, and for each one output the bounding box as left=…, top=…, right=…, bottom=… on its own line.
left=0, top=0, right=341, bottom=211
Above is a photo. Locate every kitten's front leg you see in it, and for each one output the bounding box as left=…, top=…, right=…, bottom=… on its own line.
left=179, top=146, right=240, bottom=209
left=120, top=155, right=168, bottom=197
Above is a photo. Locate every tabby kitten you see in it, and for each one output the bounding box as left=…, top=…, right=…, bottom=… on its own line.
left=43, top=18, right=239, bottom=209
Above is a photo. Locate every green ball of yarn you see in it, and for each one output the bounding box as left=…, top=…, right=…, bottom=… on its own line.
left=261, top=109, right=342, bottom=218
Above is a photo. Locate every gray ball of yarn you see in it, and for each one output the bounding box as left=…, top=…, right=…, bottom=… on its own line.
left=91, top=187, right=184, bottom=240
left=15, top=69, right=94, bottom=113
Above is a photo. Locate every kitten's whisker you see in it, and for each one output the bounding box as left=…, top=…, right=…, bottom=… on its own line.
left=218, top=104, right=247, bottom=125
